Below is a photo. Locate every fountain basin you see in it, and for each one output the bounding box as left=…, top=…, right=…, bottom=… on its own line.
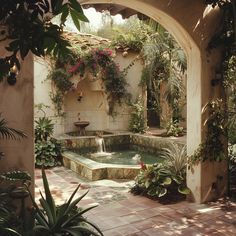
left=74, top=121, right=90, bottom=136
left=63, top=151, right=140, bottom=180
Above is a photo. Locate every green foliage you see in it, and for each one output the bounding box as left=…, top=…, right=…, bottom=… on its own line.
left=35, top=117, right=54, bottom=142
left=165, top=120, right=184, bottom=137
left=48, top=69, right=74, bottom=93
left=131, top=142, right=189, bottom=199
left=30, top=168, right=103, bottom=236
left=35, top=140, right=62, bottom=167
left=49, top=47, right=130, bottom=116
left=111, top=18, right=153, bottom=52
left=47, top=68, right=74, bottom=116
left=129, top=96, right=147, bottom=133
left=189, top=99, right=226, bottom=166
left=0, top=171, right=32, bottom=236
left=0, top=0, right=88, bottom=81
left=50, top=92, right=65, bottom=117
left=0, top=114, right=26, bottom=140
left=35, top=117, right=62, bottom=168
left=160, top=143, right=187, bottom=177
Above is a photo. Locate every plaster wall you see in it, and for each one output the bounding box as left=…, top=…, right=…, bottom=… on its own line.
left=64, top=52, right=143, bottom=132
left=0, top=42, right=34, bottom=189
left=34, top=52, right=143, bottom=134
left=34, top=57, right=65, bottom=136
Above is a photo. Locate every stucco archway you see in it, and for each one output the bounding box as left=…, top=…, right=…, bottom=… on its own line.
left=0, top=0, right=227, bottom=203
left=79, top=0, right=227, bottom=203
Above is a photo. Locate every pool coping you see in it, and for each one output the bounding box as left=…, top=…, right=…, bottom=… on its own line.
left=62, top=151, right=140, bottom=180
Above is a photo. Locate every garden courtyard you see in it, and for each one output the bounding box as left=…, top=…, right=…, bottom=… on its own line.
left=35, top=167, right=236, bottom=236
left=1, top=1, right=236, bottom=236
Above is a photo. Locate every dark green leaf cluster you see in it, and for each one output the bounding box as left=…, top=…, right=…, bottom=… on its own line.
left=0, top=171, right=32, bottom=236
left=35, top=117, right=62, bottom=167
left=131, top=150, right=189, bottom=200
left=0, top=0, right=88, bottom=81
left=48, top=68, right=74, bottom=93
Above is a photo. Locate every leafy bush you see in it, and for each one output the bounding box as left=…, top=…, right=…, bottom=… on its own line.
left=35, top=140, right=62, bottom=167
left=35, top=117, right=62, bottom=168
left=30, top=169, right=103, bottom=236
left=131, top=143, right=189, bottom=200
left=165, top=120, right=184, bottom=137
left=35, top=117, right=54, bottom=142
left=129, top=96, right=147, bottom=133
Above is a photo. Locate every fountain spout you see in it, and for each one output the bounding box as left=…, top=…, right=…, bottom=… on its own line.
left=92, top=136, right=111, bottom=158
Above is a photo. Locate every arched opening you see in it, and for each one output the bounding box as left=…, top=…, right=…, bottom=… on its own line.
left=79, top=0, right=202, bottom=201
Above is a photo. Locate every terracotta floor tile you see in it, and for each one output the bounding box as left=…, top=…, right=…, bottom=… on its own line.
left=34, top=167, right=236, bottom=235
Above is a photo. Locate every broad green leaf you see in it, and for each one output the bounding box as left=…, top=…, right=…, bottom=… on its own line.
left=178, top=185, right=191, bottom=195
left=161, top=177, right=172, bottom=186
left=157, top=187, right=167, bottom=197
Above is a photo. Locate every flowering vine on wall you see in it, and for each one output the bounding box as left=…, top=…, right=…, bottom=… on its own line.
left=47, top=47, right=130, bottom=116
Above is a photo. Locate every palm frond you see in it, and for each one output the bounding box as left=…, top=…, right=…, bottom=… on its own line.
left=0, top=116, right=26, bottom=140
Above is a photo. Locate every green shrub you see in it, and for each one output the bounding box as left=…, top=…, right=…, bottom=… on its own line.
left=131, top=143, right=189, bottom=199
left=165, top=120, right=184, bottom=137
left=35, top=140, right=62, bottom=167
left=129, top=96, right=147, bottom=133
left=35, top=117, right=62, bottom=168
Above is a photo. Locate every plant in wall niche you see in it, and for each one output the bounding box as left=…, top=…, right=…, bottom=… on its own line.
left=69, top=48, right=130, bottom=115
left=129, top=96, right=147, bottom=133
left=131, top=143, right=189, bottom=200
left=30, top=168, right=103, bottom=236
left=189, top=99, right=227, bottom=168
left=35, top=117, right=63, bottom=167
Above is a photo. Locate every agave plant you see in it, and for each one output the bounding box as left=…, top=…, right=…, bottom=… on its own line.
left=30, top=168, right=103, bottom=236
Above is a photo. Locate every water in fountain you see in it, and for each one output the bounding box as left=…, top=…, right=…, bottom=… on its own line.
left=91, top=137, right=112, bottom=158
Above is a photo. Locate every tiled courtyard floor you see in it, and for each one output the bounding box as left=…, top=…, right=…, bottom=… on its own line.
left=35, top=167, right=236, bottom=236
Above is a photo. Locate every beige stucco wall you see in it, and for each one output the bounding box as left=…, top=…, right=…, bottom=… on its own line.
left=0, top=42, right=34, bottom=189
left=34, top=51, right=144, bottom=134
left=34, top=57, right=65, bottom=136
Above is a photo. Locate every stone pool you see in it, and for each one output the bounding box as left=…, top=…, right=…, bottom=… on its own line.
left=59, top=133, right=185, bottom=181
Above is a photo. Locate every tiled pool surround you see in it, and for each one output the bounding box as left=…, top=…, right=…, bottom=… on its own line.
left=60, top=133, right=185, bottom=180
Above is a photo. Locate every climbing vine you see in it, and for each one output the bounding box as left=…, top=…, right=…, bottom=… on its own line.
left=189, top=99, right=227, bottom=167
left=47, top=47, right=130, bottom=116
left=188, top=1, right=236, bottom=166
